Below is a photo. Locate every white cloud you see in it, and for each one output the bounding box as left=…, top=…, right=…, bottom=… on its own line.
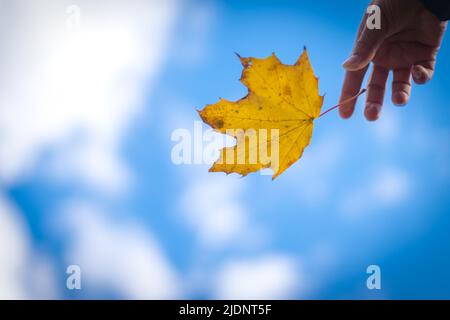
left=285, top=132, right=344, bottom=207
left=214, top=255, right=300, bottom=299
left=0, top=0, right=181, bottom=300
left=340, top=167, right=412, bottom=218
left=0, top=195, right=29, bottom=299
left=0, top=195, right=57, bottom=299
left=369, top=107, right=400, bottom=145
left=0, top=0, right=178, bottom=194
left=172, top=2, right=216, bottom=66
left=371, top=169, right=410, bottom=204
left=60, top=201, right=180, bottom=299
left=180, top=177, right=249, bottom=248
left=409, top=124, right=450, bottom=180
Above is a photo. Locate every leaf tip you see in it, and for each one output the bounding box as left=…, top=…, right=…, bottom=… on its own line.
left=295, top=47, right=310, bottom=65
left=235, top=52, right=251, bottom=68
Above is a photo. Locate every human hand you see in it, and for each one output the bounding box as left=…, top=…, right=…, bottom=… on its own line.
left=339, top=0, right=447, bottom=121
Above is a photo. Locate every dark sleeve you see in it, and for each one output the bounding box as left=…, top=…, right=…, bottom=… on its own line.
left=421, top=0, right=450, bottom=21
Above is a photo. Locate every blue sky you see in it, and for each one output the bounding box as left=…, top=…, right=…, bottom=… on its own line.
left=1, top=0, right=450, bottom=299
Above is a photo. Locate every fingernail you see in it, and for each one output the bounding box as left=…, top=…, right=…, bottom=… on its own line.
left=365, top=102, right=382, bottom=121
left=343, top=54, right=361, bottom=69
left=392, top=92, right=408, bottom=106
left=412, top=68, right=423, bottom=81
left=339, top=107, right=353, bottom=119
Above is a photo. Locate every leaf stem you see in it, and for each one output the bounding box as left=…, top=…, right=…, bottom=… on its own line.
left=318, top=88, right=367, bottom=118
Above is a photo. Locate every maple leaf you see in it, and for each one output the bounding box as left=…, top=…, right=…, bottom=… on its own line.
left=199, top=48, right=324, bottom=180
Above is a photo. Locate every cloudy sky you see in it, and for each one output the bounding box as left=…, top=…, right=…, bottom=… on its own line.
left=1, top=0, right=450, bottom=299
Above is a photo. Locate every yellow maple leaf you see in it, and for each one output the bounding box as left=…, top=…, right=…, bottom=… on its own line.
left=199, top=48, right=324, bottom=180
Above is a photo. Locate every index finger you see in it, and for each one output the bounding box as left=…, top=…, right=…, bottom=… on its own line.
left=339, top=8, right=370, bottom=119
left=339, top=66, right=368, bottom=119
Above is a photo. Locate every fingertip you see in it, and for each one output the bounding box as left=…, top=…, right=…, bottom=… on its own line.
left=342, top=54, right=369, bottom=71
left=339, top=107, right=354, bottom=119
left=343, top=55, right=360, bottom=69
left=412, top=65, right=429, bottom=84
left=392, top=91, right=409, bottom=106
left=338, top=99, right=355, bottom=119
left=364, top=102, right=382, bottom=121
